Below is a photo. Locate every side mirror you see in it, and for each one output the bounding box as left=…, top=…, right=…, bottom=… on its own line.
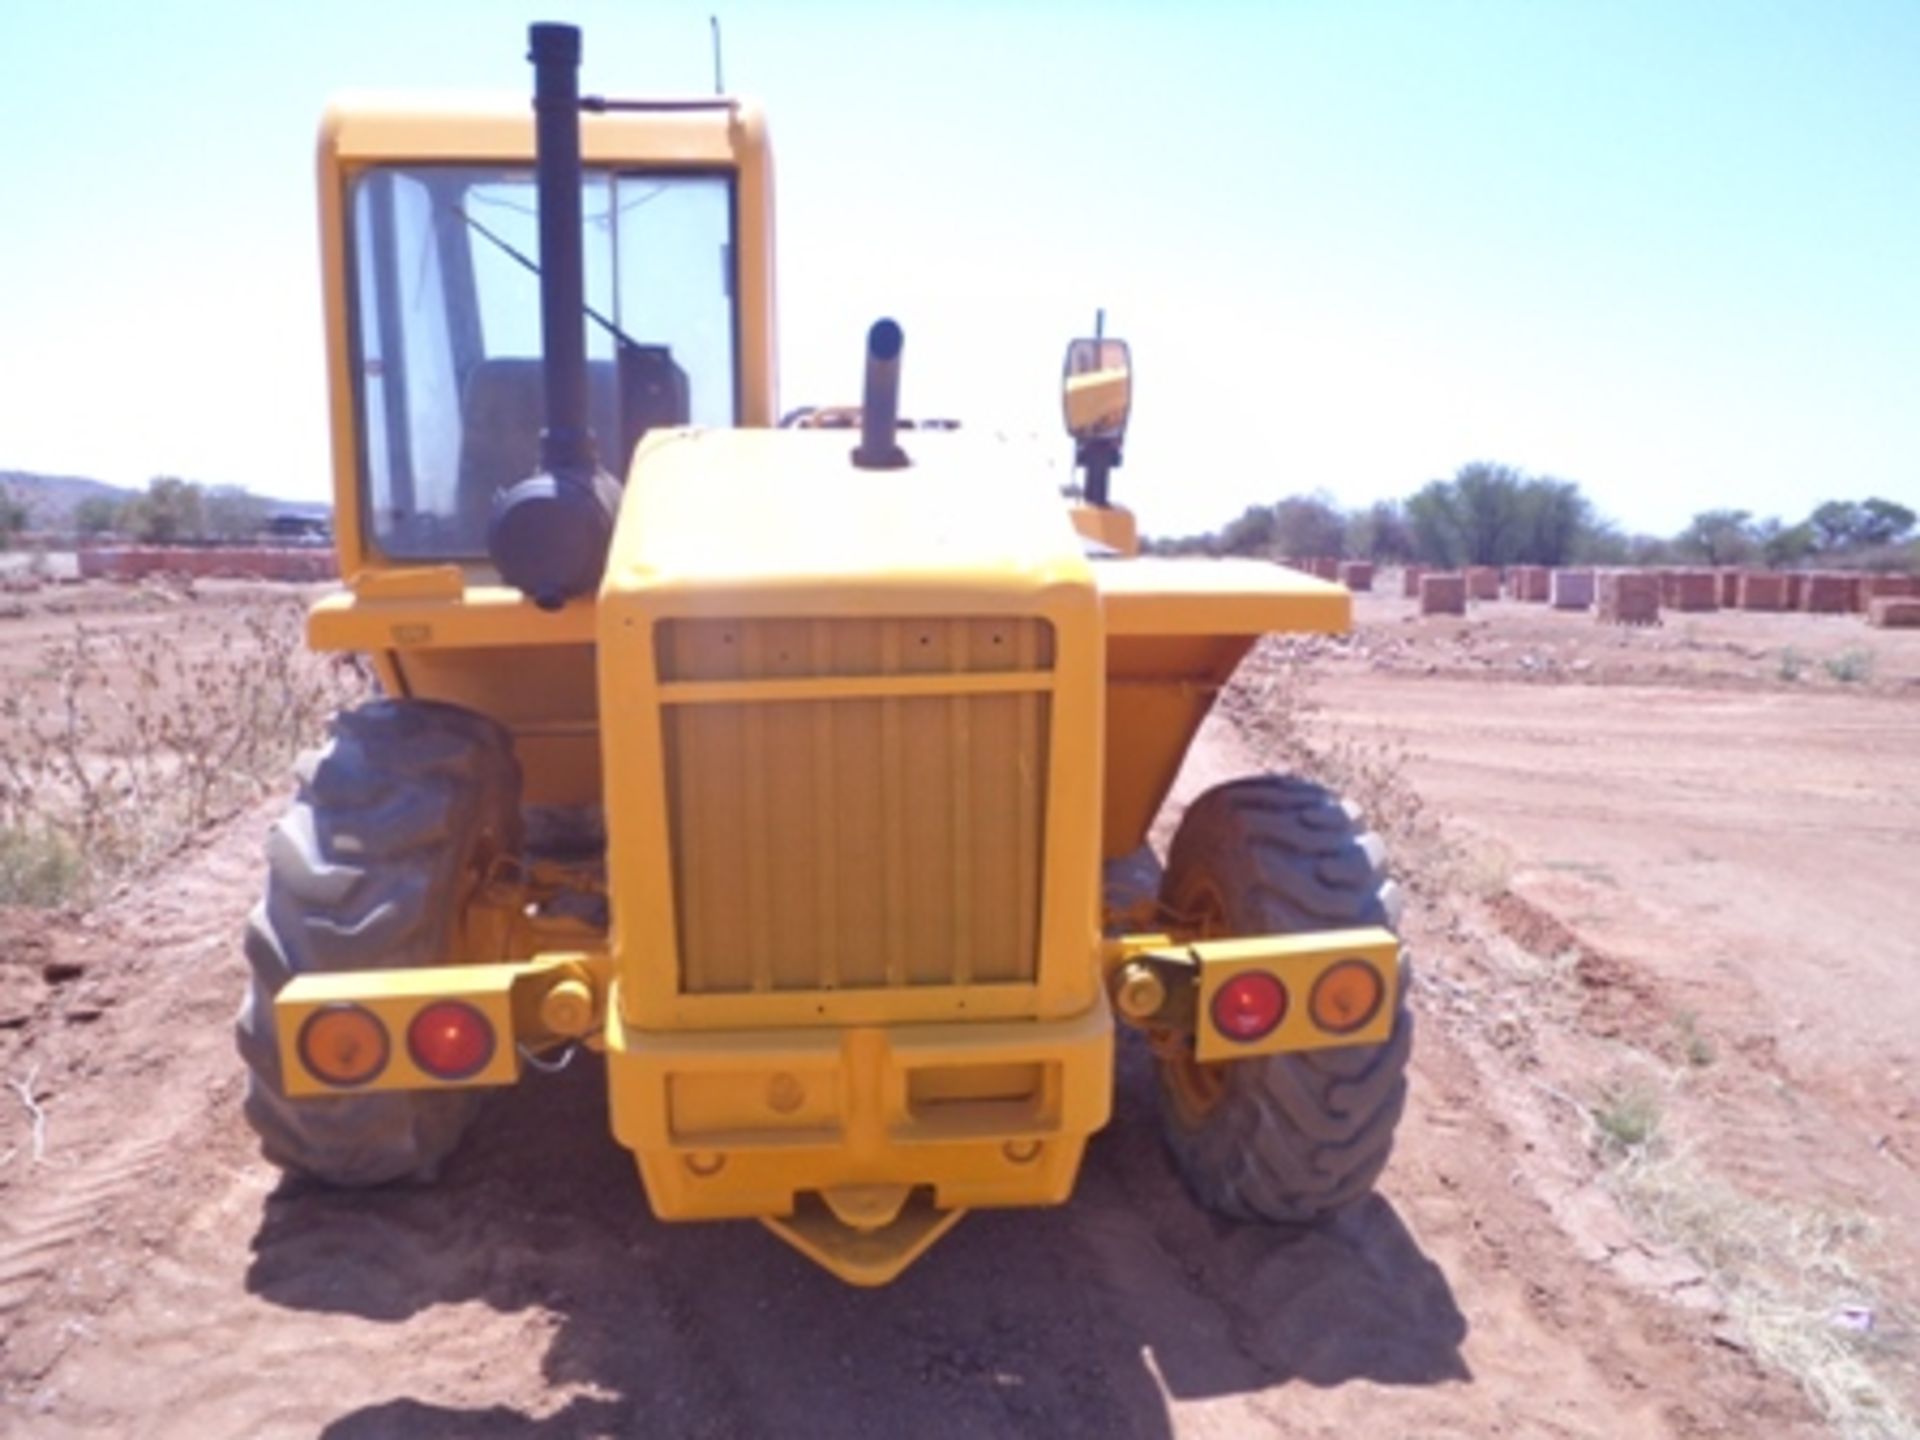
left=1061, top=338, right=1132, bottom=443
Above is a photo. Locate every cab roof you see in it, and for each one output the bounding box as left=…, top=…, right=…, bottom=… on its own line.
left=320, top=93, right=766, bottom=169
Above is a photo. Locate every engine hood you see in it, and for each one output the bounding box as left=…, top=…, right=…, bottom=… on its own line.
left=604, top=427, right=1092, bottom=609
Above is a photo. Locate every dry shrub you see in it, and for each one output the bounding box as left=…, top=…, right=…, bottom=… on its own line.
left=1220, top=637, right=1455, bottom=884
left=0, top=599, right=365, bottom=904
left=1607, top=1140, right=1914, bottom=1439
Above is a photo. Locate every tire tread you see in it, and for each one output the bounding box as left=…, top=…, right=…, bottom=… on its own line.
left=234, top=699, right=520, bottom=1187
left=1157, top=774, right=1412, bottom=1224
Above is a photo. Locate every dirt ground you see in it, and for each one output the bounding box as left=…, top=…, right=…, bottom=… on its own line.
left=1, top=580, right=1916, bottom=1437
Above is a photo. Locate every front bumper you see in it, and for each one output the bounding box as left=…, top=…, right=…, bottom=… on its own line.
left=605, top=991, right=1114, bottom=1283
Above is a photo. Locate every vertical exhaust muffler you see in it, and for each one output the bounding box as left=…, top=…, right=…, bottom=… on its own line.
left=488, top=21, right=622, bottom=610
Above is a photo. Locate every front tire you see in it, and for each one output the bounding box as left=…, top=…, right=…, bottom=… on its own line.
left=1156, top=775, right=1412, bottom=1223
left=234, top=700, right=521, bottom=1186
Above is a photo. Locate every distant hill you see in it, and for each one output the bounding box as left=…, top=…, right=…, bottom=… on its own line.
left=0, top=470, right=330, bottom=530
left=0, top=471, right=132, bottom=528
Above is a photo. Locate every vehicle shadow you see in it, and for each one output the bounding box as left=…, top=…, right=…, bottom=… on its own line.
left=250, top=1040, right=1468, bottom=1439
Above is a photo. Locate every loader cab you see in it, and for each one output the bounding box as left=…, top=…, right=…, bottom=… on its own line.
left=317, top=102, right=780, bottom=577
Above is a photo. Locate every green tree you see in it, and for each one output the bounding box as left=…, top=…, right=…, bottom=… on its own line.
left=1676, top=509, right=1756, bottom=567
left=1754, top=517, right=1816, bottom=569
left=0, top=484, right=27, bottom=551
left=1346, top=499, right=1416, bottom=562
left=1573, top=520, right=1632, bottom=566
left=1405, top=462, right=1589, bottom=567
left=1270, top=493, right=1347, bottom=560
left=1514, top=478, right=1593, bottom=566
left=1404, top=480, right=1464, bottom=567
left=1807, top=500, right=1862, bottom=552
left=121, top=476, right=205, bottom=545
left=1446, top=462, right=1525, bottom=564
left=1625, top=533, right=1676, bottom=566
left=74, top=496, right=119, bottom=539
left=1804, top=497, right=1916, bottom=554
left=1216, top=503, right=1277, bottom=557
left=1859, top=497, right=1917, bottom=547
left=203, top=485, right=266, bottom=542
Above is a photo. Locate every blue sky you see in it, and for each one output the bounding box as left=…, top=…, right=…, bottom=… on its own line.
left=1, top=1, right=1914, bottom=538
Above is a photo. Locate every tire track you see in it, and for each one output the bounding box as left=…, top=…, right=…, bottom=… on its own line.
left=0, top=1131, right=177, bottom=1312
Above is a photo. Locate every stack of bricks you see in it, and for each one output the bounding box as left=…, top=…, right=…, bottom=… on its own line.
left=1801, top=573, right=1855, bottom=614
left=1861, top=574, right=1919, bottom=609
left=1309, top=557, right=1341, bottom=581
left=1419, top=572, right=1467, bottom=616
left=1868, top=598, right=1920, bottom=628
left=1784, top=572, right=1807, bottom=609
left=1465, top=566, right=1501, bottom=601
left=1597, top=570, right=1661, bottom=625
left=1737, top=572, right=1789, bottom=611
left=1550, top=568, right=1596, bottom=610
left=1401, top=565, right=1427, bottom=598
left=75, top=547, right=338, bottom=582
left=1717, top=570, right=1741, bottom=607
left=1338, top=560, right=1374, bottom=592
left=1667, top=569, right=1720, bottom=611
left=1508, top=565, right=1551, bottom=602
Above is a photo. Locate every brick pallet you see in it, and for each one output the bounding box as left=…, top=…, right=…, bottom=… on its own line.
left=1508, top=565, right=1550, bottom=602
left=1868, top=597, right=1920, bottom=628
left=1597, top=570, right=1661, bottom=626
left=1801, top=573, right=1855, bottom=614
left=1737, top=572, right=1789, bottom=611
left=1667, top=569, right=1720, bottom=612
left=1419, top=573, right=1467, bottom=616
left=1550, top=568, right=1596, bottom=610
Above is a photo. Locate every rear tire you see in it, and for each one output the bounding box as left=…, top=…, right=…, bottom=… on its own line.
left=1156, top=775, right=1411, bottom=1223
left=235, top=699, right=521, bottom=1186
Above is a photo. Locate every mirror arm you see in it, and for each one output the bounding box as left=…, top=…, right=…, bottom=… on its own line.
left=1077, top=437, right=1122, bottom=508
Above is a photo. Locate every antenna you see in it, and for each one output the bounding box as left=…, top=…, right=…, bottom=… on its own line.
left=1095, top=307, right=1105, bottom=342
left=710, top=15, right=724, bottom=95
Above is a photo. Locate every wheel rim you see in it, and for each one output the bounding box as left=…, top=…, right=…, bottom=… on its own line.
left=1163, top=879, right=1231, bottom=1125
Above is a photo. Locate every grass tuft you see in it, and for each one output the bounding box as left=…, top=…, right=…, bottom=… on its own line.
left=1824, top=648, right=1875, bottom=684
left=1675, top=1009, right=1715, bottom=1068
left=1590, top=1080, right=1663, bottom=1155
left=0, top=824, right=86, bottom=907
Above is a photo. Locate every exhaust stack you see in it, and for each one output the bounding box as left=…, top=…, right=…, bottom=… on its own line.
left=851, top=319, right=908, bottom=470
left=487, top=21, right=622, bottom=611
left=529, top=20, right=594, bottom=481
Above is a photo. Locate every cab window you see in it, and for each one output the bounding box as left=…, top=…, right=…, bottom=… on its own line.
left=347, top=165, right=737, bottom=559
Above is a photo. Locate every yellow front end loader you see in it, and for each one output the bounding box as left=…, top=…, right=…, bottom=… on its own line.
left=237, top=23, right=1410, bottom=1286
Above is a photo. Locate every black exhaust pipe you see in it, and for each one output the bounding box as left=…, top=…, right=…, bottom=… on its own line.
left=851, top=319, right=908, bottom=469
left=529, top=21, right=594, bottom=480
left=489, top=21, right=622, bottom=611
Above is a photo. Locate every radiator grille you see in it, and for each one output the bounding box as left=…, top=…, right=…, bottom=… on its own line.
left=658, top=617, right=1054, bottom=994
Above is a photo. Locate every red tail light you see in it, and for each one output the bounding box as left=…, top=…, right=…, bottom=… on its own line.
left=408, top=1001, right=496, bottom=1080
left=1211, top=972, right=1287, bottom=1043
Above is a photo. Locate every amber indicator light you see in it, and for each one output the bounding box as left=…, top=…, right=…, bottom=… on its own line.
left=1310, top=959, right=1385, bottom=1034
left=298, top=1004, right=390, bottom=1088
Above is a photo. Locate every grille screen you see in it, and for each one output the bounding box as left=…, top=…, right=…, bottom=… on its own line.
left=658, top=617, right=1053, bottom=994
